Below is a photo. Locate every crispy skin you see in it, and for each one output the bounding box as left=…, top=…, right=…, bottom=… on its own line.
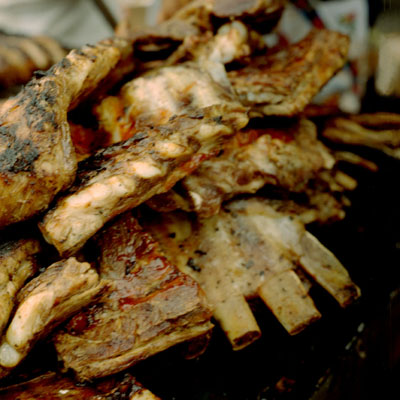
left=0, top=258, right=104, bottom=377
left=173, top=119, right=335, bottom=216
left=144, top=197, right=360, bottom=347
left=0, top=33, right=65, bottom=88
left=0, top=237, right=41, bottom=336
left=0, top=372, right=160, bottom=400
left=0, top=37, right=135, bottom=229
left=54, top=212, right=212, bottom=381
left=228, top=29, right=350, bottom=116
left=40, top=65, right=248, bottom=256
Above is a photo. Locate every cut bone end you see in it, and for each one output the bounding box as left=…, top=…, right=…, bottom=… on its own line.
left=258, top=270, right=321, bottom=335
left=213, top=295, right=261, bottom=350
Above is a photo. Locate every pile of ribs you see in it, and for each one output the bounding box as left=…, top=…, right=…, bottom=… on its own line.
left=2, top=0, right=388, bottom=396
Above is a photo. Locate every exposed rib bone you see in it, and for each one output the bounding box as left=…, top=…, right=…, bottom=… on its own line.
left=228, top=198, right=361, bottom=307
left=299, top=232, right=361, bottom=308
left=142, top=200, right=330, bottom=347
left=258, top=270, right=321, bottom=335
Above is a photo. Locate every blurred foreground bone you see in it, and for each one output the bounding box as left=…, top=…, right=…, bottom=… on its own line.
left=0, top=33, right=66, bottom=89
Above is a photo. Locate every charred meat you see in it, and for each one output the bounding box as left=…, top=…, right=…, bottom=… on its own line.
left=0, top=37, right=135, bottom=229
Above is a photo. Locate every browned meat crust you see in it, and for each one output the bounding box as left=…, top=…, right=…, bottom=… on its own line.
left=0, top=237, right=41, bottom=336
left=54, top=212, right=212, bottom=381
left=0, top=33, right=66, bottom=89
left=0, top=37, right=135, bottom=229
left=177, top=118, right=335, bottom=216
left=40, top=99, right=248, bottom=256
left=0, top=258, right=104, bottom=377
left=0, top=371, right=160, bottom=400
left=228, top=29, right=350, bottom=116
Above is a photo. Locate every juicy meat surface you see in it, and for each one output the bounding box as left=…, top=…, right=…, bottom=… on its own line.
left=228, top=29, right=349, bottom=116
left=54, top=212, right=213, bottom=381
left=143, top=197, right=360, bottom=348
left=160, top=118, right=335, bottom=217
left=40, top=64, right=248, bottom=256
left=0, top=257, right=104, bottom=377
left=0, top=236, right=41, bottom=336
left=0, top=37, right=135, bottom=229
left=0, top=372, right=160, bottom=400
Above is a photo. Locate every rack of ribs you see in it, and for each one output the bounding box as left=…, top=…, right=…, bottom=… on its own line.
left=143, top=197, right=360, bottom=349
left=54, top=211, right=212, bottom=381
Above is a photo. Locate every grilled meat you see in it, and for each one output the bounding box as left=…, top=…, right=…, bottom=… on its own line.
left=94, top=63, right=243, bottom=142
left=40, top=63, right=248, bottom=256
left=149, top=118, right=335, bottom=217
left=54, top=212, right=212, bottom=381
left=0, top=258, right=104, bottom=377
left=0, top=237, right=41, bottom=336
left=184, top=118, right=335, bottom=216
left=0, top=33, right=65, bottom=89
left=143, top=197, right=360, bottom=348
left=228, top=29, right=349, bottom=116
left=0, top=37, right=135, bottom=229
left=0, top=372, right=160, bottom=400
